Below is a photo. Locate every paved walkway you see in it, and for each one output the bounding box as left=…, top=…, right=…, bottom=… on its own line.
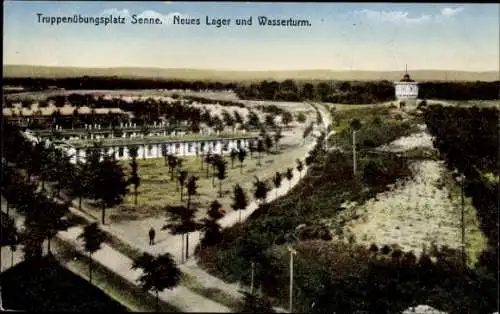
left=0, top=200, right=231, bottom=313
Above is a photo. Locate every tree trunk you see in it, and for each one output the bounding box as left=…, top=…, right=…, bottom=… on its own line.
left=47, top=237, right=51, bottom=254
left=239, top=209, right=241, bottom=223
left=6, top=202, right=9, bottom=215
left=240, top=162, right=243, bottom=174
left=101, top=202, right=106, bottom=225
left=187, top=195, right=191, bottom=210
left=180, top=187, right=183, bottom=201
left=185, top=232, right=190, bottom=260
left=219, top=180, right=222, bottom=197
left=181, top=234, right=184, bottom=264
left=11, top=249, right=14, bottom=267
left=79, top=196, right=82, bottom=210
left=89, top=253, right=93, bottom=283
left=176, top=179, right=179, bottom=192
left=231, top=159, right=234, bottom=168
left=156, top=290, right=160, bottom=312
left=206, top=163, right=210, bottom=177
left=134, top=186, right=138, bottom=205
left=289, top=180, right=291, bottom=190
left=212, top=172, right=216, bottom=187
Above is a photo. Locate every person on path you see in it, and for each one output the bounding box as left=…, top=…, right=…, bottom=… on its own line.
left=148, top=227, right=156, bottom=245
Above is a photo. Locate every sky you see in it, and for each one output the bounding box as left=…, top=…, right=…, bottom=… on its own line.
left=3, top=1, right=499, bottom=71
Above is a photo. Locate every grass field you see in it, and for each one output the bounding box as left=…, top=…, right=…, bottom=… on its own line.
left=83, top=139, right=311, bottom=224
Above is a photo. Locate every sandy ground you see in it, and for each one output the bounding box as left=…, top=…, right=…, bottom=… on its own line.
left=335, top=125, right=485, bottom=258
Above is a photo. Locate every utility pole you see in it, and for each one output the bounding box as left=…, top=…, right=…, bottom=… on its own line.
left=352, top=130, right=357, bottom=176
left=288, top=246, right=297, bottom=313
left=460, top=174, right=466, bottom=267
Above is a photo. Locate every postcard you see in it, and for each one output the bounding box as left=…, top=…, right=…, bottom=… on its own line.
left=2, top=2, right=499, bottom=313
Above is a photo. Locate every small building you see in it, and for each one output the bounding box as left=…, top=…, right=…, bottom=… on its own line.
left=394, top=66, right=419, bottom=105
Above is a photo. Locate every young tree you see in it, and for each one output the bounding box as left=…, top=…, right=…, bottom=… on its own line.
left=238, top=148, right=247, bottom=174
left=78, top=222, right=106, bottom=283
left=285, top=167, right=294, bottom=190
left=273, top=128, right=283, bottom=153
left=273, top=171, right=282, bottom=199
left=256, top=139, right=265, bottom=166
left=131, top=252, right=181, bottom=312
left=230, top=148, right=238, bottom=168
left=185, top=176, right=199, bottom=210
left=264, top=135, right=273, bottom=155
left=232, top=184, right=248, bottom=223
left=296, top=159, right=304, bottom=179
left=215, top=158, right=228, bottom=197
left=128, top=147, right=141, bottom=206
left=69, top=161, right=89, bottom=210
left=281, top=111, right=293, bottom=127
left=178, top=170, right=188, bottom=201
left=90, top=155, right=129, bottom=225
left=207, top=200, right=224, bottom=220
left=233, top=110, right=243, bottom=125
left=253, top=177, right=270, bottom=205
left=296, top=112, right=307, bottom=123
left=264, top=114, right=275, bottom=128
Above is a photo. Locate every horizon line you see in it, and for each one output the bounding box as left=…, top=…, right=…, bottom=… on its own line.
left=4, top=64, right=499, bottom=73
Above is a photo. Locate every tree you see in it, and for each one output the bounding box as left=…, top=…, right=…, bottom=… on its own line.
left=131, top=252, right=181, bottom=312
left=281, top=111, right=293, bottom=127
left=238, top=291, right=276, bottom=313
left=273, top=128, right=283, bottom=153
left=253, top=177, right=270, bottom=205
left=233, top=110, right=243, bottom=125
left=89, top=155, right=129, bottom=224
left=230, top=148, right=238, bottom=168
left=163, top=205, right=200, bottom=261
left=185, top=176, right=199, bottom=210
left=296, top=159, right=304, bottom=179
left=273, top=171, right=282, bottom=199
left=215, top=158, right=228, bottom=197
left=78, top=223, right=106, bottom=283
left=285, top=167, right=294, bottom=190
left=178, top=170, right=188, bottom=201
left=265, top=114, right=275, bottom=128
left=207, top=200, right=224, bottom=220
left=232, top=184, right=248, bottom=223
left=69, top=161, right=90, bottom=210
left=256, top=139, right=265, bottom=166
left=238, top=148, right=247, bottom=174
left=264, top=135, right=273, bottom=155
left=350, top=119, right=362, bottom=176
left=297, top=112, right=307, bottom=123
left=128, top=147, right=141, bottom=205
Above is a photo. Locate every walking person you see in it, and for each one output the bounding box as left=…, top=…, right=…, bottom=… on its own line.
left=148, top=227, right=156, bottom=246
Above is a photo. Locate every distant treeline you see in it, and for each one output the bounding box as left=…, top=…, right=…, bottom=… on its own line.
left=4, top=77, right=499, bottom=103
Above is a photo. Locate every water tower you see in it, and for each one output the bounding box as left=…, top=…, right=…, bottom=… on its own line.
left=394, top=65, right=419, bottom=106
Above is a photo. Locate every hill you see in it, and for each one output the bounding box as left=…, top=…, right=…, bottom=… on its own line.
left=3, top=65, right=498, bottom=82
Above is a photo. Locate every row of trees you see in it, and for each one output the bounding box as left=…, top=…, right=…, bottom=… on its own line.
left=423, top=104, right=499, bottom=275
left=235, top=80, right=499, bottom=103
left=1, top=122, right=185, bottom=312
left=8, top=99, right=298, bottom=136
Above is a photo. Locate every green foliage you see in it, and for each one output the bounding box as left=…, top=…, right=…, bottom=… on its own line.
left=131, top=252, right=181, bottom=311
left=237, top=291, right=276, bottom=313
left=78, top=223, right=106, bottom=255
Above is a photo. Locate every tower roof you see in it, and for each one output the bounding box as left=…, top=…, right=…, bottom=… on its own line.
left=400, top=65, right=415, bottom=82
